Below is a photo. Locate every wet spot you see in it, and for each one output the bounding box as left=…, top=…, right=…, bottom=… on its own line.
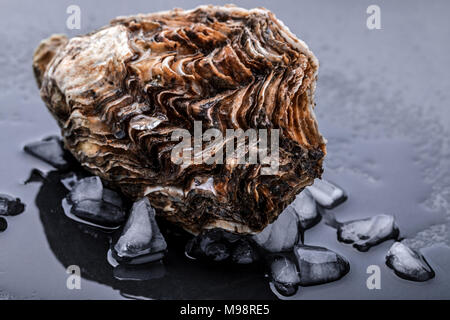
left=386, top=242, right=435, bottom=282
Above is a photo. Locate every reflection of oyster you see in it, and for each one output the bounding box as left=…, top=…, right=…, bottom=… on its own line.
left=35, top=170, right=273, bottom=299
left=32, top=5, right=326, bottom=234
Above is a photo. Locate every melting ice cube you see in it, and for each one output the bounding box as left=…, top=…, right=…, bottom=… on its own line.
left=294, top=245, right=350, bottom=286
left=269, top=255, right=300, bottom=296
left=290, top=189, right=321, bottom=230
left=24, top=136, right=72, bottom=170
left=252, top=209, right=299, bottom=253
left=306, top=179, right=347, bottom=209
left=385, top=242, right=435, bottom=282
left=69, top=176, right=103, bottom=204
left=231, top=240, right=258, bottom=264
left=113, top=197, right=167, bottom=264
left=185, top=228, right=238, bottom=262
left=204, top=242, right=230, bottom=262
left=337, top=214, right=399, bottom=252
left=71, top=199, right=126, bottom=227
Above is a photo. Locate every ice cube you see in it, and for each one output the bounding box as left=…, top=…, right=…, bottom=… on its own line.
left=69, top=176, right=103, bottom=204
left=231, top=240, right=258, bottom=264
left=24, top=136, right=71, bottom=170
left=306, top=179, right=347, bottom=209
left=269, top=255, right=300, bottom=296
left=71, top=199, right=126, bottom=227
left=294, top=245, right=350, bottom=286
left=185, top=229, right=234, bottom=262
left=198, top=229, right=225, bottom=251
left=290, top=189, right=321, bottom=230
left=385, top=242, right=435, bottom=282
left=252, top=209, right=299, bottom=252
left=204, top=242, right=230, bottom=262
left=113, top=197, right=167, bottom=264
left=0, top=194, right=25, bottom=216
left=337, top=214, right=399, bottom=252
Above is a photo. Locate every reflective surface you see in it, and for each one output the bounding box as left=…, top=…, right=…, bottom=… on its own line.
left=1, top=0, right=450, bottom=299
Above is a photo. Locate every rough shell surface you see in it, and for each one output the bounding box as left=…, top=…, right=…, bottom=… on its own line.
left=33, top=5, right=326, bottom=234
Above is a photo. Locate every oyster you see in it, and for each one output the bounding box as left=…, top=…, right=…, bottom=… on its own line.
left=32, top=5, right=326, bottom=234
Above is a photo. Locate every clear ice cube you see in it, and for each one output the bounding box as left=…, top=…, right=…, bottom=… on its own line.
left=294, top=245, right=350, bottom=286
left=69, top=176, right=103, bottom=204
left=385, top=242, right=435, bottom=282
left=290, top=189, right=320, bottom=230
left=252, top=209, right=299, bottom=252
left=337, top=214, right=399, bottom=252
left=113, top=197, right=167, bottom=264
left=306, top=179, right=347, bottom=209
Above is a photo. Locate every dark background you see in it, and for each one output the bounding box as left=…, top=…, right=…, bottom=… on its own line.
left=0, top=0, right=449, bottom=299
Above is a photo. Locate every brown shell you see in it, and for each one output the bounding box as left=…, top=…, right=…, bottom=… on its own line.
left=33, top=5, right=326, bottom=234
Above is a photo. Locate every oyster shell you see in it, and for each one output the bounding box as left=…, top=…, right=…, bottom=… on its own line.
left=33, top=5, right=326, bottom=234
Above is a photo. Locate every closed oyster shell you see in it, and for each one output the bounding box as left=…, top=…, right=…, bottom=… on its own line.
left=33, top=5, right=326, bottom=234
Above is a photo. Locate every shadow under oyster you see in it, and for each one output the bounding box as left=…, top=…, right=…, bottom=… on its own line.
left=32, top=5, right=326, bottom=235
